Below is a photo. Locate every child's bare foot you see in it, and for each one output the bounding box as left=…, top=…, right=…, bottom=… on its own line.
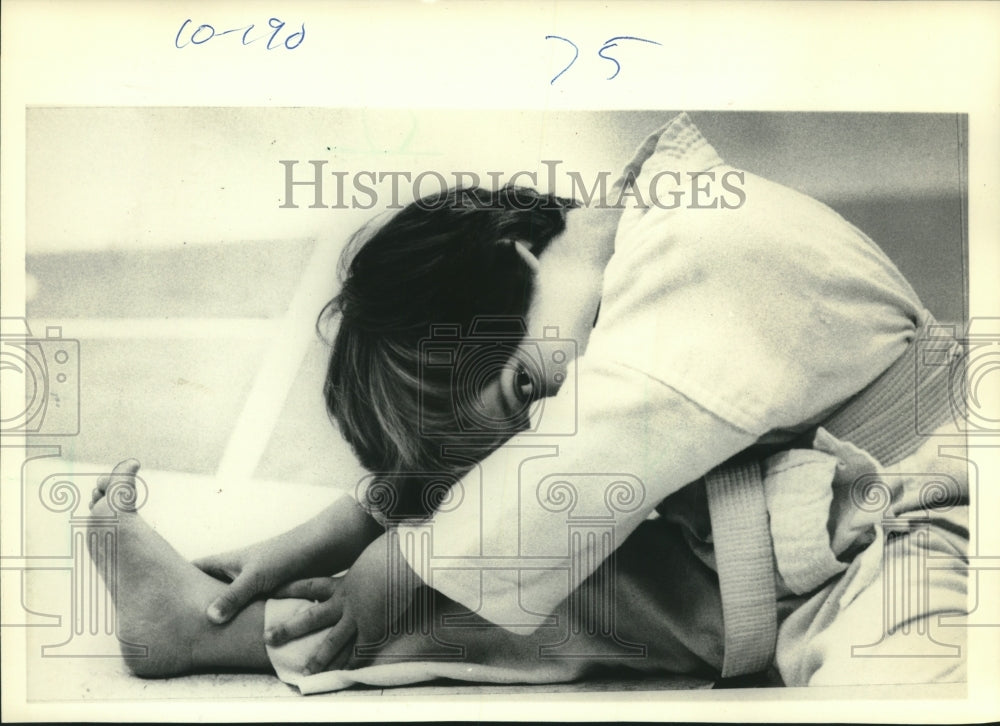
left=88, top=460, right=270, bottom=677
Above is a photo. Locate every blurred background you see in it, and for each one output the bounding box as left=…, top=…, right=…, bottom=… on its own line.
left=24, top=109, right=967, bottom=489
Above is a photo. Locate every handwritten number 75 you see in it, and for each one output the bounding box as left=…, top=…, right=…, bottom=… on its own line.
left=545, top=35, right=661, bottom=84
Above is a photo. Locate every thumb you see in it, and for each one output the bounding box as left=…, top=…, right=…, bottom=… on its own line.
left=206, top=570, right=265, bottom=624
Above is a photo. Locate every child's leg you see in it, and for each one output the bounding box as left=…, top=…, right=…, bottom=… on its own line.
left=88, top=475, right=272, bottom=677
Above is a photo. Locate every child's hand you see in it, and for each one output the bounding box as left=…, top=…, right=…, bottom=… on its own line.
left=195, top=494, right=384, bottom=626
left=194, top=535, right=311, bottom=624
left=264, top=533, right=414, bottom=675
left=264, top=576, right=361, bottom=673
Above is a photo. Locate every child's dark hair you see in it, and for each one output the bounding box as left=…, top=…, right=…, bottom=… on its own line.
left=319, top=185, right=576, bottom=521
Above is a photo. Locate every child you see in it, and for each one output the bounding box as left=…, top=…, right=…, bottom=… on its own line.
left=89, top=113, right=968, bottom=689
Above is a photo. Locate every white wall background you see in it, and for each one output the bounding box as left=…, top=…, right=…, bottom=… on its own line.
left=24, top=109, right=966, bottom=489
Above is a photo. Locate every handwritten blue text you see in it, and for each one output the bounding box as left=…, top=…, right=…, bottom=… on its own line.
left=545, top=35, right=661, bottom=84
left=175, top=18, right=306, bottom=50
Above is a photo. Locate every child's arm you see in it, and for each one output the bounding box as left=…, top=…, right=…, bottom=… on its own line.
left=262, top=530, right=418, bottom=674
left=194, top=493, right=384, bottom=624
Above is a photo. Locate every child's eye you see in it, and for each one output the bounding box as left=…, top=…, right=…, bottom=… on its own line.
left=513, top=364, right=535, bottom=404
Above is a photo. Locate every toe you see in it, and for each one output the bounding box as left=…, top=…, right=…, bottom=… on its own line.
left=97, top=459, right=144, bottom=513
left=112, top=459, right=142, bottom=479
left=97, top=459, right=140, bottom=495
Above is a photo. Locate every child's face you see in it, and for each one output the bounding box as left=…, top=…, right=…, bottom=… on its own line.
left=476, top=207, right=611, bottom=426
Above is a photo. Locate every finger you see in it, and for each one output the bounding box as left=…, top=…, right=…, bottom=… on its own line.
left=304, top=620, right=357, bottom=676
left=265, top=598, right=344, bottom=646
left=272, top=577, right=338, bottom=601
left=206, top=570, right=265, bottom=624
left=113, top=457, right=141, bottom=479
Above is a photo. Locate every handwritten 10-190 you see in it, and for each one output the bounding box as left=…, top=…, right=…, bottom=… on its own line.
left=175, top=18, right=306, bottom=50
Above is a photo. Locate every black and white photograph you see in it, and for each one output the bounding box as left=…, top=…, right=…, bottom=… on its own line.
left=2, top=2, right=998, bottom=723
